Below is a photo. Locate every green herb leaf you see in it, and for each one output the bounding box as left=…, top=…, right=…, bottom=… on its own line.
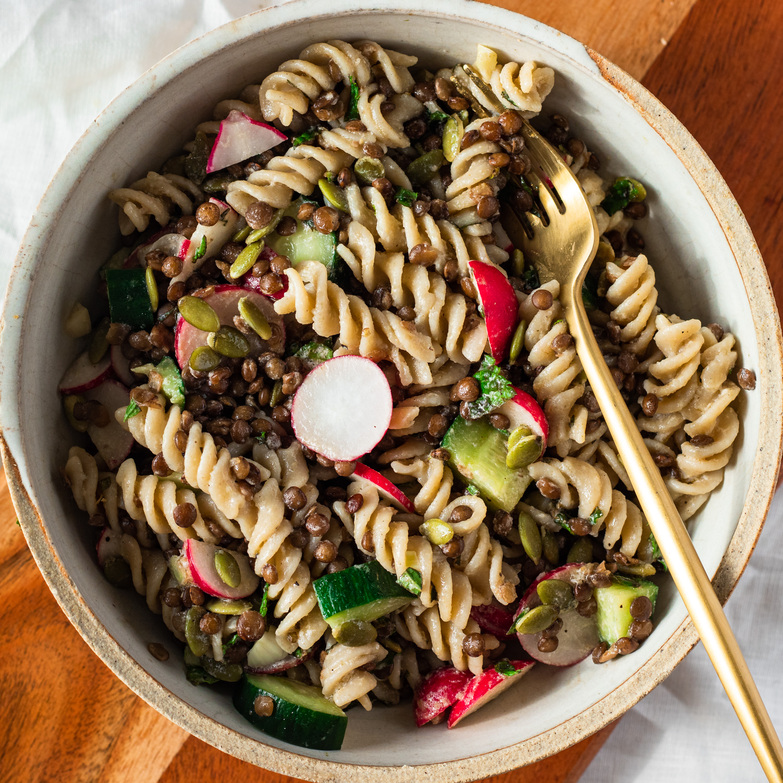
left=221, top=633, right=240, bottom=654
left=494, top=659, right=518, bottom=677
left=258, top=583, right=269, bottom=617
left=185, top=665, right=219, bottom=686
left=582, top=277, right=599, bottom=311
left=554, top=511, right=574, bottom=534
left=589, top=507, right=603, bottom=526
left=324, top=171, right=336, bottom=184
left=397, top=567, right=423, bottom=596
left=254, top=432, right=268, bottom=443
left=123, top=400, right=141, bottom=421
left=294, top=647, right=305, bottom=659
left=293, top=341, right=334, bottom=364
left=522, top=266, right=540, bottom=290
left=345, top=76, right=360, bottom=121
left=395, top=187, right=418, bottom=207
left=601, top=177, right=647, bottom=215
left=464, top=355, right=515, bottom=419
left=500, top=90, right=520, bottom=108
left=426, top=109, right=450, bottom=125
left=509, top=610, right=528, bottom=634
left=184, top=131, right=210, bottom=185
left=193, top=235, right=207, bottom=261
left=292, top=125, right=323, bottom=147
left=464, top=484, right=480, bottom=496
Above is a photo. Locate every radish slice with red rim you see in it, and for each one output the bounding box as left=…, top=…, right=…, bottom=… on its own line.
left=468, top=259, right=518, bottom=363
left=351, top=462, right=416, bottom=513
left=291, top=356, right=392, bottom=462
left=182, top=539, right=260, bottom=599
left=414, top=667, right=472, bottom=727
left=84, top=380, right=134, bottom=470
left=59, top=350, right=113, bottom=395
left=207, top=111, right=287, bottom=174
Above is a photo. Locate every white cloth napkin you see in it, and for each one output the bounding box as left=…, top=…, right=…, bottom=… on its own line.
left=2, top=4, right=780, bottom=782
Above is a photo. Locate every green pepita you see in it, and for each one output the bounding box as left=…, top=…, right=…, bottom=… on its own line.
left=247, top=208, right=284, bottom=241
left=207, top=326, right=250, bottom=358
left=419, top=518, right=454, bottom=546
left=541, top=527, right=560, bottom=566
left=566, top=537, right=594, bottom=564
left=518, top=511, right=542, bottom=565
left=536, top=578, right=574, bottom=610
left=318, top=178, right=349, bottom=212
left=230, top=241, right=264, bottom=279
left=206, top=598, right=253, bottom=615
left=63, top=394, right=89, bottom=433
left=269, top=379, right=283, bottom=408
left=103, top=556, right=132, bottom=588
left=506, top=425, right=543, bottom=469
left=354, top=156, right=385, bottom=185
left=616, top=562, right=657, bottom=578
left=232, top=224, right=252, bottom=243
left=512, top=604, right=559, bottom=635
left=184, top=606, right=210, bottom=657
left=442, top=114, right=464, bottom=163
left=512, top=248, right=525, bottom=276
left=406, top=149, right=444, bottom=188
left=178, top=295, right=221, bottom=333
left=145, top=265, right=159, bottom=312
left=189, top=345, right=221, bottom=372
left=214, top=549, right=241, bottom=588
left=333, top=620, right=378, bottom=647
left=88, top=317, right=111, bottom=365
left=595, top=240, right=615, bottom=267
left=509, top=320, right=526, bottom=364
left=200, top=655, right=243, bottom=682
left=238, top=296, right=272, bottom=339
left=202, top=173, right=234, bottom=194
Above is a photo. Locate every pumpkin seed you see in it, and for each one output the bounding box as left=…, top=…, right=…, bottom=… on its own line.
left=214, top=549, right=241, bottom=588
left=269, top=379, right=283, bottom=408
left=518, top=511, right=542, bottom=565
left=333, top=619, right=378, bottom=647
left=230, top=241, right=264, bottom=279
left=407, top=149, right=444, bottom=187
left=200, top=656, right=243, bottom=682
left=88, top=317, right=111, bottom=364
left=541, top=527, right=560, bottom=565
left=207, top=326, right=250, bottom=358
left=506, top=425, right=542, bottom=469
left=63, top=394, right=89, bottom=433
left=318, top=178, right=349, bottom=212
left=566, top=537, right=594, bottom=564
left=247, top=208, right=284, bottom=241
left=509, top=319, right=527, bottom=362
left=178, top=295, right=220, bottom=332
left=537, top=578, right=574, bottom=610
left=103, top=556, right=132, bottom=588
left=512, top=604, right=559, bottom=635
left=232, top=225, right=252, bottom=243
left=238, top=296, right=271, bottom=339
left=189, top=345, right=221, bottom=372
left=184, top=606, right=210, bottom=657
left=616, top=562, right=657, bottom=578
left=442, top=114, right=464, bottom=163
left=512, top=248, right=525, bottom=276
left=202, top=173, right=234, bottom=194
left=595, top=240, right=615, bottom=267
left=354, top=156, right=385, bottom=185
left=419, top=518, right=454, bottom=546
left=206, top=598, right=253, bottom=615
left=145, top=265, right=159, bottom=312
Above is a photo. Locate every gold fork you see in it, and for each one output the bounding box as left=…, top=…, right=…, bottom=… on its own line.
left=453, top=63, right=783, bottom=781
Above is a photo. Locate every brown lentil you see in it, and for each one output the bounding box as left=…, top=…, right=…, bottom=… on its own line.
left=427, top=413, right=449, bottom=439
left=493, top=511, right=514, bottom=537
left=615, top=636, right=639, bottom=655
left=537, top=636, right=559, bottom=653
left=186, top=585, right=205, bottom=606
left=498, top=110, right=523, bottom=136
left=148, top=642, right=169, bottom=661
left=447, top=95, right=469, bottom=112
left=536, top=477, right=561, bottom=500
left=737, top=368, right=756, bottom=390
left=448, top=505, right=472, bottom=524
left=151, top=453, right=170, bottom=477
left=409, top=242, right=439, bottom=267
left=162, top=588, right=182, bottom=608
left=371, top=177, right=395, bottom=202
left=397, top=306, right=416, bottom=322
left=334, top=460, right=357, bottom=477
left=570, top=517, right=592, bottom=536
left=592, top=642, right=611, bottom=664
left=641, top=393, right=659, bottom=417
left=305, top=511, right=330, bottom=537
left=245, top=201, right=276, bottom=230
left=313, top=206, right=340, bottom=233
left=199, top=612, right=221, bottom=636
left=630, top=595, right=653, bottom=621
left=314, top=540, right=338, bottom=563
left=238, top=610, right=267, bottom=642
left=196, top=201, right=220, bottom=227
left=431, top=447, right=450, bottom=461
left=441, top=537, right=463, bottom=559
left=261, top=563, right=278, bottom=584
left=283, top=487, right=307, bottom=511
left=346, top=493, right=364, bottom=514
left=531, top=289, right=554, bottom=310
left=489, top=412, right=510, bottom=430
left=462, top=633, right=486, bottom=657
left=629, top=619, right=653, bottom=640
left=363, top=141, right=384, bottom=159
left=173, top=502, right=197, bottom=528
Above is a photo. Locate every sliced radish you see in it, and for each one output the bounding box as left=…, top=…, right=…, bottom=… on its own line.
left=59, top=350, right=113, bottom=395
left=414, top=667, right=472, bottom=727
left=291, top=356, right=393, bottom=462
left=173, top=198, right=241, bottom=284
left=182, top=539, right=260, bottom=600
left=127, top=228, right=191, bottom=269
left=83, top=380, right=134, bottom=470
left=246, top=628, right=315, bottom=673
left=206, top=110, right=287, bottom=174
left=174, top=284, right=285, bottom=369
left=447, top=659, right=535, bottom=728
left=96, top=527, right=122, bottom=567
left=470, top=603, right=514, bottom=638
left=110, top=344, right=135, bottom=386
left=468, top=259, right=518, bottom=362
left=514, top=563, right=599, bottom=667
left=352, top=462, right=416, bottom=513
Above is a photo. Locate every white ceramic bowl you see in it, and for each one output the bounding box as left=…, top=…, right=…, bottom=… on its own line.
left=2, top=1, right=782, bottom=780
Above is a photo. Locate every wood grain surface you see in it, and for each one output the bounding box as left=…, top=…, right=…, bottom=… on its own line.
left=3, top=0, right=782, bottom=781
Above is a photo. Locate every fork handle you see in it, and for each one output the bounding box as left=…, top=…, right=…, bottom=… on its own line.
left=566, top=297, right=783, bottom=782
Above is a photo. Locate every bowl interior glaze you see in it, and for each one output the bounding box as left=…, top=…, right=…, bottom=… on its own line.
left=2, top=1, right=781, bottom=781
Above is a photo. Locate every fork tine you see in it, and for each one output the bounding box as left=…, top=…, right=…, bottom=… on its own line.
left=524, top=168, right=562, bottom=222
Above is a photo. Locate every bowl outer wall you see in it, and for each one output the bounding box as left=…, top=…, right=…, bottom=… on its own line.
left=1, top=0, right=781, bottom=780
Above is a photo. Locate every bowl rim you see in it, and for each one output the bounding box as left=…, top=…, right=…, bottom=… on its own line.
left=2, top=0, right=782, bottom=780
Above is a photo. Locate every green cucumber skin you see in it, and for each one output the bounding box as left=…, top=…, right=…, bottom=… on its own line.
left=313, top=560, right=413, bottom=624
left=442, top=416, right=532, bottom=512
left=594, top=576, right=658, bottom=645
left=105, top=268, right=154, bottom=329
left=234, top=674, right=347, bottom=751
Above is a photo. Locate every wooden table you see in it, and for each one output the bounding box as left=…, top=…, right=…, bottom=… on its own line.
left=3, top=0, right=782, bottom=780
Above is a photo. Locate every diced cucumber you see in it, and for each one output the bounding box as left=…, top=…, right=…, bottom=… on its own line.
left=265, top=199, right=341, bottom=281
left=234, top=673, right=347, bottom=750
left=105, top=268, right=154, bottom=329
left=313, top=559, right=414, bottom=628
left=155, top=356, right=186, bottom=407
left=442, top=416, right=533, bottom=512
left=594, top=575, right=658, bottom=645
left=246, top=629, right=288, bottom=670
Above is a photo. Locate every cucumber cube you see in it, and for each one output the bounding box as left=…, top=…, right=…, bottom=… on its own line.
left=594, top=575, right=658, bottom=645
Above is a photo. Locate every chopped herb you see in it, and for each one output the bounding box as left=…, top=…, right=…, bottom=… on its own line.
left=397, top=567, right=423, bottom=596
left=123, top=400, right=141, bottom=421
left=292, top=125, right=323, bottom=147
left=589, top=507, right=603, bottom=526
left=221, top=633, right=240, bottom=654
left=554, top=511, right=574, bottom=534
left=500, top=90, right=520, bottom=108
left=601, top=177, right=647, bottom=215
left=464, top=484, right=480, bottom=496
left=15, top=519, right=19, bottom=527
left=186, top=666, right=219, bottom=686
left=426, top=108, right=450, bottom=125
left=649, top=534, right=667, bottom=571
left=258, top=583, right=269, bottom=617
left=395, top=187, right=418, bottom=207
left=293, top=341, right=334, bottom=364
left=324, top=171, right=336, bottom=184
left=494, top=659, right=518, bottom=677
left=193, top=235, right=207, bottom=261
left=294, top=647, right=306, bottom=659
left=345, top=76, right=360, bottom=121
left=254, top=432, right=268, bottom=443
left=464, top=355, right=515, bottom=419
left=184, top=131, right=210, bottom=185
left=509, top=610, right=528, bottom=634
left=522, top=266, right=540, bottom=290
left=582, top=276, right=599, bottom=310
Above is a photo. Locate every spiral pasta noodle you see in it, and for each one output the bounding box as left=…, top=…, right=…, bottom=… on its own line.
left=320, top=640, right=387, bottom=710
left=643, top=314, right=704, bottom=398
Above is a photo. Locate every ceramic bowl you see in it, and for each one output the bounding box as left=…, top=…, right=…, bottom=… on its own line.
left=2, top=0, right=782, bottom=780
